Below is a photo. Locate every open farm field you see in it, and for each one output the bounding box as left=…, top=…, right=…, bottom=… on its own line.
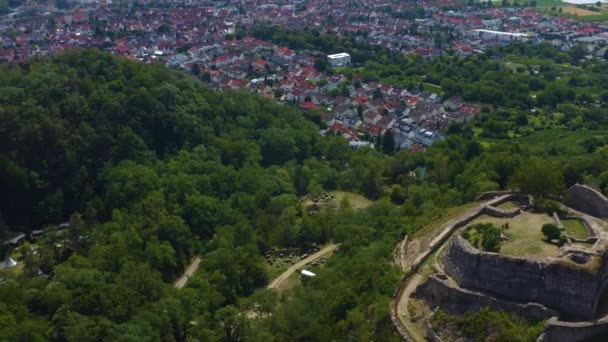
left=563, top=5, right=601, bottom=16
left=511, top=129, right=608, bottom=153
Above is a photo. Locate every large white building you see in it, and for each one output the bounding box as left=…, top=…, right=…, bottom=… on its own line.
left=327, top=53, right=351, bottom=67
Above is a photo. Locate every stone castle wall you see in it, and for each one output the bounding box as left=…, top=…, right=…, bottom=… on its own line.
left=409, top=194, right=517, bottom=272
left=476, top=191, right=516, bottom=201
left=540, top=316, right=608, bottom=342
left=568, top=184, right=608, bottom=218
left=443, top=236, right=608, bottom=319
left=416, top=275, right=557, bottom=321
left=481, top=205, right=520, bottom=218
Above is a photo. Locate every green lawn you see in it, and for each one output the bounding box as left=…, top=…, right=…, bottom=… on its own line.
left=534, top=0, right=565, bottom=7
left=573, top=241, right=594, bottom=249
left=496, top=201, right=519, bottom=210
left=470, top=212, right=560, bottom=259
left=331, top=191, right=373, bottom=209
left=562, top=219, right=589, bottom=239
left=279, top=272, right=301, bottom=293
left=511, top=129, right=608, bottom=154
left=414, top=202, right=481, bottom=238
left=578, top=13, right=608, bottom=22
left=422, top=82, right=443, bottom=95
left=302, top=191, right=373, bottom=211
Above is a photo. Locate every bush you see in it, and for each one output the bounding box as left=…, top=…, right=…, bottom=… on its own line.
left=542, top=223, right=561, bottom=241
left=535, top=199, right=565, bottom=216
left=465, top=223, right=502, bottom=252
left=482, top=225, right=501, bottom=252
left=430, top=307, right=545, bottom=342
left=558, top=234, right=568, bottom=246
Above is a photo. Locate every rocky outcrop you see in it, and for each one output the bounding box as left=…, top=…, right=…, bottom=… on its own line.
left=416, top=275, right=557, bottom=321
left=443, top=236, right=608, bottom=319
left=568, top=184, right=608, bottom=218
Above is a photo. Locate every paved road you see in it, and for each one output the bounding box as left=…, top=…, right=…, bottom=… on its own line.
left=267, top=244, right=339, bottom=290
left=174, top=256, right=201, bottom=289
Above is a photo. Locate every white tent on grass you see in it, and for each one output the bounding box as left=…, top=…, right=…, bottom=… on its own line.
left=0, top=256, right=17, bottom=269
left=300, top=269, right=316, bottom=277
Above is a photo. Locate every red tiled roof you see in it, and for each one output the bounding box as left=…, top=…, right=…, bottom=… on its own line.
left=299, top=101, right=318, bottom=110
left=409, top=143, right=424, bottom=154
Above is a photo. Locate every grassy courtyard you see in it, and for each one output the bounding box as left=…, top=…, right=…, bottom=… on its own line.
left=470, top=212, right=560, bottom=259
left=495, top=201, right=520, bottom=211
left=562, top=219, right=589, bottom=240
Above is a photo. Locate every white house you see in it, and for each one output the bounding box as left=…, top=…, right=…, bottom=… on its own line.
left=327, top=53, right=351, bottom=67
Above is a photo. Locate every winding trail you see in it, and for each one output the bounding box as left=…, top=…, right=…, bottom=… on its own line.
left=267, top=244, right=339, bottom=290
left=396, top=274, right=425, bottom=341
left=392, top=194, right=515, bottom=341
left=174, top=256, right=202, bottom=289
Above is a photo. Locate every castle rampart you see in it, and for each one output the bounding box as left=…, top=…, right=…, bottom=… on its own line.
left=443, top=236, right=608, bottom=319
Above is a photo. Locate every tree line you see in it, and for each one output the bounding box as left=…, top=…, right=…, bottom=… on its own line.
left=0, top=49, right=607, bottom=340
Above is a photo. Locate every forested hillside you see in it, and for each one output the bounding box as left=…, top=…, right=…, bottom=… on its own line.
left=1, top=49, right=608, bottom=341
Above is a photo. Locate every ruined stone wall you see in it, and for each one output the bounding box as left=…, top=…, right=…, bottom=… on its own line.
left=481, top=205, right=520, bottom=218
left=580, top=215, right=599, bottom=238
left=426, top=322, right=443, bottom=342
left=443, top=236, right=608, bottom=319
left=416, top=275, right=557, bottom=321
left=476, top=191, right=516, bottom=201
left=568, top=184, right=608, bottom=218
left=409, top=194, right=517, bottom=272
left=540, top=316, right=608, bottom=342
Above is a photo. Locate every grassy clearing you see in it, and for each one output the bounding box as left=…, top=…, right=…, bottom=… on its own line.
left=539, top=4, right=608, bottom=22
left=535, top=0, right=565, bottom=6
left=279, top=272, right=301, bottom=293
left=264, top=260, right=286, bottom=279
left=573, top=241, right=595, bottom=249
left=563, top=5, right=600, bottom=16
left=470, top=212, right=560, bottom=259
left=511, top=129, right=608, bottom=154
left=562, top=219, right=589, bottom=239
left=414, top=202, right=481, bottom=238
left=264, top=242, right=334, bottom=280
left=578, top=13, right=608, bottom=21
left=422, top=82, right=443, bottom=94
left=331, top=191, right=373, bottom=209
left=302, top=191, right=373, bottom=212
left=496, top=201, right=519, bottom=210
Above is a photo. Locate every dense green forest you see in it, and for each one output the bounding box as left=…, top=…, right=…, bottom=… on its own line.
left=1, top=49, right=608, bottom=340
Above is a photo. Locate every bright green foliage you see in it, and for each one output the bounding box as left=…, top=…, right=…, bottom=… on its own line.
left=511, top=157, right=565, bottom=199
left=542, top=223, right=561, bottom=241
left=431, top=307, right=545, bottom=342
left=0, top=47, right=605, bottom=340
left=464, top=223, right=502, bottom=252
left=481, top=225, right=502, bottom=252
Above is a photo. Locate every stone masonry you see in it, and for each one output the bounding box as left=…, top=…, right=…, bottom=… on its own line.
left=443, top=236, right=608, bottom=320
left=568, top=184, right=608, bottom=218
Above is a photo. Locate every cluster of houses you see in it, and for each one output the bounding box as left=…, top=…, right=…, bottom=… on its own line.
left=1, top=0, right=607, bottom=149
left=2, top=0, right=608, bottom=62
left=177, top=37, right=480, bottom=151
